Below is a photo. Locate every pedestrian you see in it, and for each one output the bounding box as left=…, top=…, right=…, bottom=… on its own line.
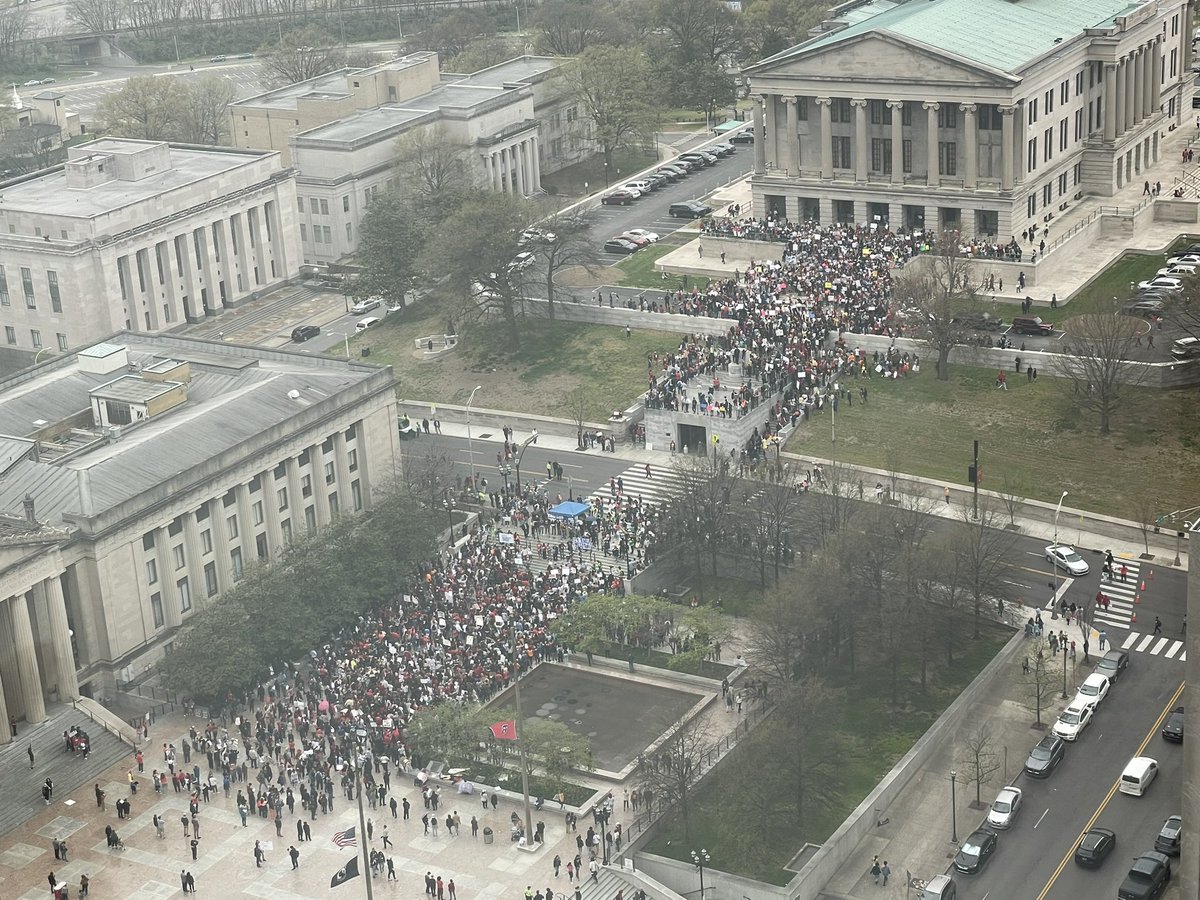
left=554, top=854, right=562, bottom=877
left=52, top=838, right=62, bottom=860
left=943, top=486, right=950, bottom=504
left=382, top=825, right=392, bottom=849
left=190, top=837, right=199, bottom=859
left=1022, top=656, right=1030, bottom=675
left=644, top=463, right=652, bottom=479
left=881, top=861, right=890, bottom=885
left=449, top=878, right=457, bottom=900
left=871, top=857, right=882, bottom=883
left=387, top=857, right=397, bottom=881
left=254, top=840, right=265, bottom=867
left=186, top=872, right=195, bottom=893
left=1155, top=616, right=1163, bottom=635
left=28, top=743, right=34, bottom=769
left=80, top=873, right=90, bottom=896
left=567, top=861, right=575, bottom=881
left=1099, top=630, right=1107, bottom=651
left=289, top=845, right=300, bottom=869
left=403, top=797, right=410, bottom=820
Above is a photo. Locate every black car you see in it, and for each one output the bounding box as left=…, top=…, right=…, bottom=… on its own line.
left=1162, top=706, right=1184, bottom=742
left=953, top=829, right=997, bottom=874
left=1075, top=827, right=1117, bottom=867
left=1096, top=649, right=1130, bottom=681
left=603, top=238, right=640, bottom=255
left=669, top=201, right=714, bottom=219
left=291, top=324, right=320, bottom=342
left=1024, top=734, right=1065, bottom=777
left=1154, top=816, right=1182, bottom=856
left=1117, top=851, right=1171, bottom=900
left=601, top=189, right=637, bottom=205
left=729, top=130, right=754, bottom=144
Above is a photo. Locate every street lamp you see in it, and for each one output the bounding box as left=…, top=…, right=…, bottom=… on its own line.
left=330, top=331, right=351, bottom=359
left=443, top=493, right=456, bottom=548
left=1050, top=491, right=1068, bottom=618
left=949, top=771, right=958, bottom=844
left=352, top=733, right=376, bottom=900
left=466, top=384, right=482, bottom=494
left=690, top=849, right=710, bottom=900
left=513, top=431, right=539, bottom=499
left=830, top=383, right=839, bottom=444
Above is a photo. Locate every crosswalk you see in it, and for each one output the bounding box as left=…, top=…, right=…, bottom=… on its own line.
left=1119, top=630, right=1187, bottom=662
left=1089, top=555, right=1149, bottom=631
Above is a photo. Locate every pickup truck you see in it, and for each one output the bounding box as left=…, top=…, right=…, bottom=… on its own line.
left=1117, top=851, right=1171, bottom=900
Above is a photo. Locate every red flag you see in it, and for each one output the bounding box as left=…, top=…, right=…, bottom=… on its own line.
left=489, top=720, right=517, bottom=740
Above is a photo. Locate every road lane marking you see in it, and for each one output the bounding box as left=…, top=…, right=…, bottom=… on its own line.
left=1121, top=633, right=1139, bottom=649
left=1166, top=641, right=1183, bottom=658
left=1135, top=634, right=1155, bottom=652
left=1150, top=637, right=1169, bottom=655
left=1034, top=808, right=1050, bottom=828
left=1034, top=681, right=1185, bottom=900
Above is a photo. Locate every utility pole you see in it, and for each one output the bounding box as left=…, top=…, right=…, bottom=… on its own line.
left=970, top=440, right=980, bottom=520
left=510, top=625, right=534, bottom=849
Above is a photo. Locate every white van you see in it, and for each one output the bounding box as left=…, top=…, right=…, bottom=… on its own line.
left=622, top=180, right=653, bottom=195
left=355, top=316, right=381, bottom=332
left=1119, top=756, right=1159, bottom=796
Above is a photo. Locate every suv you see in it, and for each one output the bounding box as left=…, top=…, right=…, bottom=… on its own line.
left=1010, top=315, right=1054, bottom=335
left=1170, top=337, right=1200, bottom=360
left=1096, top=648, right=1130, bottom=681
left=1162, top=705, right=1185, bottom=742
left=669, top=201, right=714, bottom=219
left=1117, top=851, right=1171, bottom=899
left=1154, top=816, right=1182, bottom=855
left=1024, top=734, right=1065, bottom=777
left=290, top=324, right=320, bottom=343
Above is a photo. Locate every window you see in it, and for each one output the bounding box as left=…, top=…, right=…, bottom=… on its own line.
left=1027, top=194, right=1037, bottom=217
left=142, top=532, right=155, bottom=551
left=322, top=226, right=332, bottom=244
left=1059, top=119, right=1068, bottom=151
left=1075, top=72, right=1085, bottom=96
left=252, top=501, right=264, bottom=525
left=300, top=224, right=307, bottom=243
left=901, top=104, right=912, bottom=126
left=299, top=449, right=310, bottom=466
left=319, top=199, right=329, bottom=215
left=222, top=489, right=237, bottom=508
left=871, top=138, right=892, bottom=173
left=297, top=197, right=304, bottom=213
left=204, top=562, right=218, bottom=597
left=937, top=105, right=957, bottom=129
left=1044, top=90, right=1054, bottom=114
left=5, top=327, right=16, bottom=345
left=46, top=271, right=61, bottom=312
left=227, top=515, right=239, bottom=538
left=168, top=517, right=183, bottom=537
left=231, top=547, right=244, bottom=579
left=57, top=333, right=68, bottom=351
left=0, top=265, right=9, bottom=306
left=309, top=198, right=319, bottom=214
left=20, top=267, right=34, bottom=308
left=172, top=544, right=185, bottom=570
left=1058, top=172, right=1068, bottom=196
left=938, top=141, right=957, bottom=176
left=305, top=506, right=316, bottom=533
left=902, top=139, right=913, bottom=173
left=869, top=99, right=891, bottom=124
left=151, top=592, right=164, bottom=628
left=1061, top=80, right=1069, bottom=104
left=30, top=330, right=41, bottom=349
left=1043, top=183, right=1052, bottom=206
left=345, top=222, right=352, bottom=242
left=329, top=493, right=339, bottom=516
left=978, top=105, right=1002, bottom=130
left=146, top=558, right=158, bottom=585
left=324, top=461, right=336, bottom=485
left=796, top=97, right=808, bottom=120
left=832, top=136, right=851, bottom=169
left=301, top=474, right=312, bottom=498
left=351, top=479, right=363, bottom=512
left=831, top=98, right=851, bottom=123
left=342, top=195, right=350, bottom=213
left=1027, top=137, right=1038, bottom=172
left=1043, top=127, right=1053, bottom=161
left=249, top=474, right=261, bottom=493
left=255, top=532, right=268, bottom=559
left=348, top=449, right=358, bottom=472
left=1029, top=97, right=1039, bottom=124
left=281, top=519, right=292, bottom=545
left=1074, top=108, right=1084, bottom=141
left=177, top=576, right=191, bottom=612
left=344, top=424, right=357, bottom=441
left=201, top=529, right=212, bottom=554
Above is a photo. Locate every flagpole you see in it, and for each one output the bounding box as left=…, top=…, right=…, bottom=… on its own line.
left=354, top=733, right=376, bottom=900
left=511, top=624, right=534, bottom=850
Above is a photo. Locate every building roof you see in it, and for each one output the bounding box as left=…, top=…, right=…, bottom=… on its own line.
left=295, top=105, right=434, bottom=145
left=451, top=55, right=563, bottom=88
left=233, top=69, right=357, bottom=111
left=761, top=0, right=1142, bottom=75
left=0, top=334, right=390, bottom=527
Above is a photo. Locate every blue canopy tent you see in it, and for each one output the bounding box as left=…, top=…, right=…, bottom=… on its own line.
left=548, top=500, right=591, bottom=520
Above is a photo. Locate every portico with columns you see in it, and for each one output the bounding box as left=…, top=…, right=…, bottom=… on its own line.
left=479, top=129, right=542, bottom=196
left=743, top=0, right=1192, bottom=241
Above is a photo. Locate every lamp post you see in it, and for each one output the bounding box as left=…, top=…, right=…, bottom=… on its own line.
left=691, top=849, right=710, bottom=900
left=949, top=771, right=958, bottom=844
left=513, top=431, right=539, bottom=499
left=830, top=383, right=839, bottom=444
left=465, top=384, right=482, bottom=494
left=330, top=332, right=351, bottom=359
left=353, top=733, right=376, bottom=900
left=1051, top=491, right=1068, bottom=617
left=443, top=493, right=456, bottom=548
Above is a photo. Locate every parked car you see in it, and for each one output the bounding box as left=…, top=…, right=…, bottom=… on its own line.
left=1117, top=851, right=1171, bottom=899
left=951, top=311, right=1005, bottom=331
left=669, top=201, right=714, bottom=219
left=508, top=251, right=536, bottom=271
left=519, top=228, right=556, bottom=245
left=290, top=324, right=320, bottom=343
left=398, top=416, right=419, bottom=439
left=1123, top=299, right=1167, bottom=317
left=729, top=129, right=755, bottom=144
left=659, top=164, right=690, bottom=179
left=709, top=142, right=736, bottom=156
left=678, top=152, right=715, bottom=167
left=349, top=297, right=381, bottom=314
left=1074, top=827, right=1117, bottom=868
left=355, top=316, right=381, bottom=332
left=622, top=229, right=660, bottom=243
left=22, top=79, right=40, bottom=86
left=603, top=238, right=640, bottom=254
left=1119, top=756, right=1160, bottom=796
left=616, top=233, right=651, bottom=248
left=621, top=181, right=652, bottom=195
left=1170, top=337, right=1200, bottom=360
left=1162, top=705, right=1185, bottom=742
left=1138, top=276, right=1184, bottom=291
left=1154, top=816, right=1182, bottom=856
left=1024, top=734, right=1065, bottom=777
left=1053, top=704, right=1094, bottom=741
left=1045, top=544, right=1089, bottom=575
left=40, top=77, right=55, bottom=84
left=654, top=168, right=682, bottom=182
left=1157, top=264, right=1197, bottom=276
left=986, top=786, right=1022, bottom=829
left=210, top=55, right=227, bottom=62
left=1096, top=648, right=1130, bottom=681
left=1010, top=314, right=1054, bottom=335
left=645, top=172, right=670, bottom=189
left=601, top=190, right=637, bottom=206
left=953, top=829, right=997, bottom=874
left=1073, top=673, right=1111, bottom=711
left=1166, top=252, right=1200, bottom=264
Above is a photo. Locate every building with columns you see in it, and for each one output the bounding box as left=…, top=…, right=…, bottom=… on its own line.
left=231, top=52, right=591, bottom=265
left=0, top=332, right=400, bottom=743
left=0, top=138, right=300, bottom=355
left=744, top=0, right=1194, bottom=238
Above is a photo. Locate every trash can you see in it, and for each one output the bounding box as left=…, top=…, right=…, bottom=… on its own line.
left=483, top=827, right=493, bottom=845
left=361, top=347, right=371, bottom=357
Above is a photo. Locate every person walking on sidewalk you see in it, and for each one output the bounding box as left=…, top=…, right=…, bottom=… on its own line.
left=870, top=857, right=882, bottom=883
left=881, top=861, right=890, bottom=885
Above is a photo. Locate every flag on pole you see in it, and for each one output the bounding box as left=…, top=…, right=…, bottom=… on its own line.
left=331, top=826, right=357, bottom=848
left=330, top=856, right=360, bottom=888
left=489, top=720, right=518, bottom=740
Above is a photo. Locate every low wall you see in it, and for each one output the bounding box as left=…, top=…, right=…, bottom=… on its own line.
left=398, top=400, right=627, bottom=446
left=634, top=854, right=791, bottom=900
left=1153, top=198, right=1200, bottom=223
left=527, top=297, right=730, bottom=338
left=692, top=234, right=787, bottom=263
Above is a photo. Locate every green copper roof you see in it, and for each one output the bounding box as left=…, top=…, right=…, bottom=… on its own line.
left=783, top=0, right=1143, bottom=74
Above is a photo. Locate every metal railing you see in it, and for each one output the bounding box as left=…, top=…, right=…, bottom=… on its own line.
left=71, top=697, right=138, bottom=749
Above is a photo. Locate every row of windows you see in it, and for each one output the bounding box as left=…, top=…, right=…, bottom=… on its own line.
left=0, top=265, right=64, bottom=313
left=3, top=326, right=67, bottom=350
left=1025, top=163, right=1083, bottom=218
left=804, top=98, right=1006, bottom=131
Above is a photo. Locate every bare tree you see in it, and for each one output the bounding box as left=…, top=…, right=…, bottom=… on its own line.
left=531, top=207, right=601, bottom=319
left=66, top=0, right=126, bottom=33
left=0, top=3, right=32, bottom=59
left=178, top=76, right=237, bottom=145
left=534, top=0, right=623, bottom=55
left=1019, top=647, right=1059, bottom=727
left=446, top=34, right=518, bottom=73
left=564, top=45, right=661, bottom=170
left=1131, top=491, right=1162, bottom=559
left=953, top=500, right=1019, bottom=637
left=959, top=723, right=1003, bottom=807
left=1053, top=313, right=1147, bottom=434
left=392, top=126, right=473, bottom=221
left=892, top=231, right=980, bottom=381
left=638, top=716, right=713, bottom=839
left=258, top=27, right=352, bottom=87
left=996, top=472, right=1028, bottom=529
left=808, top=459, right=860, bottom=544
left=400, top=440, right=457, bottom=511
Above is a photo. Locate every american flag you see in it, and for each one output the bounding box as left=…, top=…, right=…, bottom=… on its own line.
left=332, top=826, right=357, bottom=848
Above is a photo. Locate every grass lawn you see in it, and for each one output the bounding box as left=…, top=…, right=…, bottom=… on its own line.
left=614, top=236, right=712, bottom=291
left=590, top=640, right=733, bottom=679
left=645, top=623, right=1014, bottom=884
left=1062, top=234, right=1198, bottom=315
left=784, top=364, right=1200, bottom=519
left=539, top=148, right=660, bottom=198
left=347, top=297, right=684, bottom=421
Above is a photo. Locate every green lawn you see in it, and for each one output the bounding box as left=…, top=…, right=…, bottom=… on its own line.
left=1063, top=235, right=1199, bottom=316
left=539, top=148, right=660, bottom=198
left=346, top=297, right=684, bottom=421
left=784, top=365, right=1200, bottom=520
left=645, top=624, right=1014, bottom=883
left=614, top=237, right=712, bottom=291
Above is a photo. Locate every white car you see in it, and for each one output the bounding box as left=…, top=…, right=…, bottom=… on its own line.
left=1053, top=703, right=1094, bottom=741
left=1073, top=673, right=1110, bottom=711
left=508, top=251, right=536, bottom=271
left=1167, top=254, right=1200, bottom=265
left=1138, top=276, right=1184, bottom=291
left=349, top=296, right=381, bottom=314
left=623, top=228, right=661, bottom=243
left=386, top=301, right=403, bottom=313
left=618, top=184, right=644, bottom=198
left=1045, top=544, right=1089, bottom=576
left=1157, top=265, right=1197, bottom=277
left=986, top=786, right=1023, bottom=829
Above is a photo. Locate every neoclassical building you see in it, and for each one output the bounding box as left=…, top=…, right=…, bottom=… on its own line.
left=0, top=333, right=400, bottom=743
left=744, top=0, right=1195, bottom=237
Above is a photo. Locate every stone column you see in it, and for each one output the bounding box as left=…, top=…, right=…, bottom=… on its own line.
left=1132, top=48, right=1144, bottom=124
left=888, top=101, right=904, bottom=184
left=10, top=595, right=45, bottom=724
left=285, top=458, right=305, bottom=539
left=961, top=103, right=977, bottom=188
left=763, top=94, right=776, bottom=167
left=262, top=471, right=283, bottom=557
left=530, top=137, right=541, bottom=192
left=924, top=101, right=940, bottom=183
left=333, top=431, right=353, bottom=514
left=44, top=576, right=78, bottom=701
left=1000, top=106, right=1015, bottom=191
left=156, top=525, right=180, bottom=628
left=1185, top=1, right=1195, bottom=73
left=1104, top=63, right=1118, bottom=141
left=1115, top=60, right=1127, bottom=136
left=785, top=97, right=800, bottom=176
left=852, top=98, right=868, bottom=181
left=1144, top=41, right=1156, bottom=116
left=482, top=154, right=494, bottom=190
left=0, top=669, right=10, bottom=744
left=183, top=512, right=206, bottom=605
left=752, top=99, right=766, bottom=173
left=0, top=605, right=21, bottom=719
left=310, top=447, right=331, bottom=527
left=516, top=144, right=529, bottom=196
left=816, top=97, right=833, bottom=179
